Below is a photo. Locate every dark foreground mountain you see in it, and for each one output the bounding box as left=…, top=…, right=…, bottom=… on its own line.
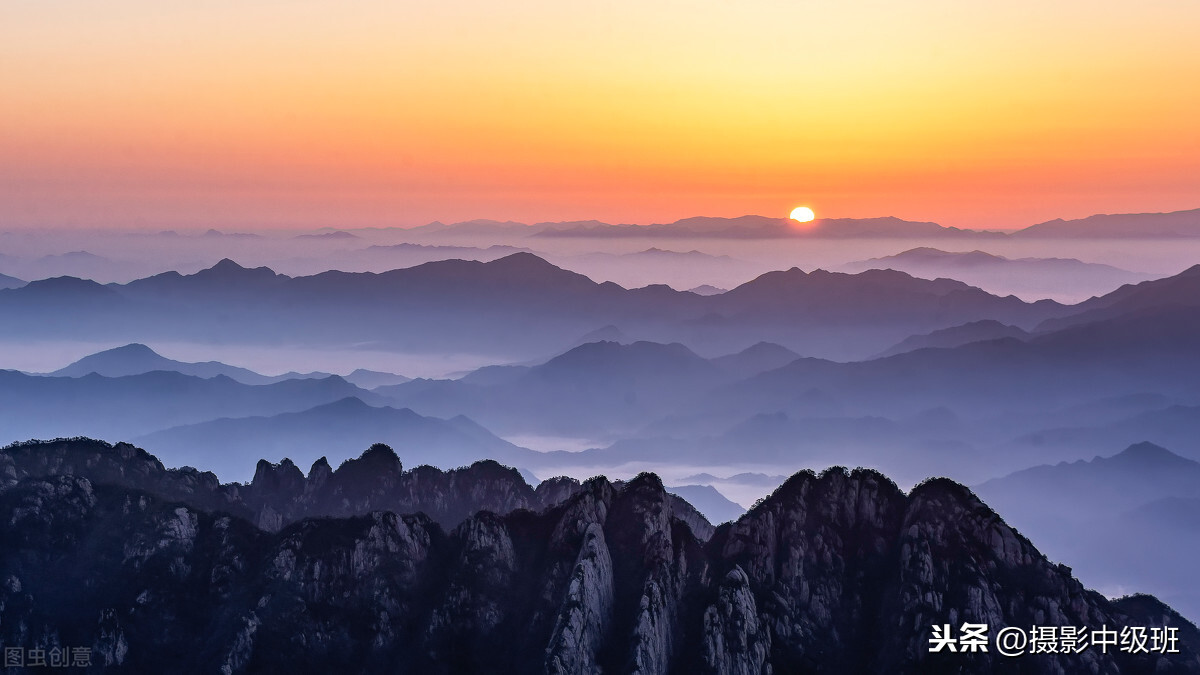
left=1, top=439, right=1196, bottom=673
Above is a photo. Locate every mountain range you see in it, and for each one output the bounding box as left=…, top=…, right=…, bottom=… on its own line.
left=363, top=266, right=1200, bottom=467
left=47, top=343, right=326, bottom=384
left=1, top=438, right=1196, bottom=673
left=9, top=261, right=1200, bottom=487
left=533, top=215, right=991, bottom=239
left=874, top=319, right=1030, bottom=357
left=842, top=247, right=1155, bottom=301
left=975, top=442, right=1200, bottom=621
left=0, top=253, right=1074, bottom=360
left=41, top=342, right=408, bottom=388
left=133, top=397, right=539, bottom=482
left=389, top=207, right=1200, bottom=239
left=1013, top=208, right=1200, bottom=238
left=1038, top=263, right=1200, bottom=331
left=0, top=369, right=377, bottom=451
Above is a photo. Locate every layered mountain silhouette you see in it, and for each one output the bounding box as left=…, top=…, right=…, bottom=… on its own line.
left=0, top=272, right=23, bottom=289
left=384, top=207, right=1200, bottom=239
left=343, top=368, right=412, bottom=388
left=2, top=439, right=1197, bottom=673
left=42, top=343, right=407, bottom=389
left=709, top=341, right=801, bottom=377
left=377, top=341, right=729, bottom=437
left=279, top=243, right=534, bottom=275
left=47, top=343, right=325, bottom=384
left=533, top=215, right=993, bottom=239
left=330, top=265, right=1200, bottom=484
left=293, top=230, right=360, bottom=240
left=876, top=319, right=1030, bottom=357
left=550, top=247, right=761, bottom=291
left=0, top=369, right=377, bottom=446
left=1039, top=263, right=1200, bottom=331
left=0, top=253, right=1075, bottom=360
left=133, top=397, right=539, bottom=481
left=1013, top=207, right=1200, bottom=238
left=1010, top=403, right=1200, bottom=458
left=683, top=300, right=1200, bottom=430
left=842, top=247, right=1154, bottom=301
left=975, top=443, right=1200, bottom=621
left=0, top=250, right=152, bottom=283
left=662, top=484, right=746, bottom=523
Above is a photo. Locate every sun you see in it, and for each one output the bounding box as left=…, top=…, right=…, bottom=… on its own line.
left=790, top=206, right=816, bottom=223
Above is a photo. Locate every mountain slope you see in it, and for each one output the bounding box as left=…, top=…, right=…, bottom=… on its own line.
left=0, top=272, right=23, bottom=289
left=664, top=484, right=746, bottom=523
left=534, top=214, right=988, bottom=239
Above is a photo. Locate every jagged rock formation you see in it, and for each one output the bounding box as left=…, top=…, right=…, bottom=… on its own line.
left=0, top=438, right=715, bottom=541
left=1, top=438, right=547, bottom=533
left=1, top=439, right=1198, bottom=673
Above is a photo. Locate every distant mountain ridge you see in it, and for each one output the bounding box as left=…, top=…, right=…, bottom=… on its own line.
left=875, top=320, right=1030, bottom=357
left=842, top=247, right=1155, bottom=302
left=974, top=442, right=1200, bottom=621
left=399, top=207, right=1200, bottom=239
left=1013, top=207, right=1200, bottom=238
left=0, top=253, right=1074, bottom=361
left=44, top=343, right=408, bottom=389
left=976, top=442, right=1200, bottom=518
left=48, top=343, right=314, bottom=384
left=1038, top=263, right=1200, bottom=331
left=0, top=368, right=380, bottom=445
left=133, top=396, right=538, bottom=481
left=533, top=214, right=992, bottom=239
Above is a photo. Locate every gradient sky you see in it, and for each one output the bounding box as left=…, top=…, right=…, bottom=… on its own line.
left=3, top=0, right=1199, bottom=230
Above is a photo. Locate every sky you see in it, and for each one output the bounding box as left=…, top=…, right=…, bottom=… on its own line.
left=3, top=0, right=1199, bottom=231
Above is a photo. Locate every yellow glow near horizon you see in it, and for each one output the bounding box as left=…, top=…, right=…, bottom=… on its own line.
left=1, top=0, right=1198, bottom=229
left=790, top=207, right=816, bottom=223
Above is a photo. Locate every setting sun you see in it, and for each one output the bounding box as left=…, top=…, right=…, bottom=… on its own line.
left=790, top=206, right=816, bottom=223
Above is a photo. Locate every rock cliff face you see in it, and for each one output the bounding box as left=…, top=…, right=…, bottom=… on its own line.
left=1, top=439, right=1198, bottom=674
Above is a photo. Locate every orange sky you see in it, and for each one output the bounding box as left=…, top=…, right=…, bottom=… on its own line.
left=3, top=0, right=1199, bottom=230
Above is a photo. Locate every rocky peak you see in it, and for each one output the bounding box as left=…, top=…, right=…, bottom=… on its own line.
left=3, top=439, right=1198, bottom=673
